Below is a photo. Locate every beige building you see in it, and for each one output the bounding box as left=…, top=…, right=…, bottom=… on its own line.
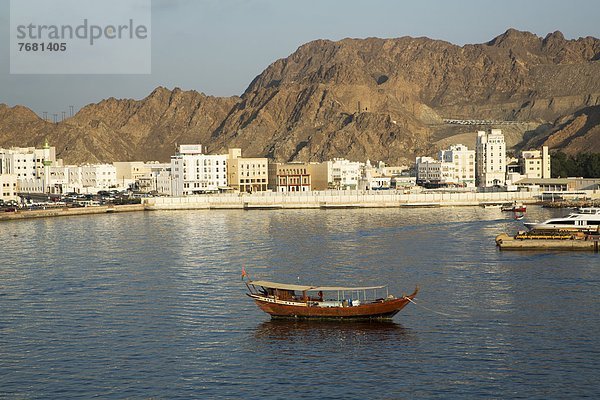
left=268, top=162, right=311, bottom=192
left=306, top=162, right=332, bottom=190
left=380, top=165, right=409, bottom=177
left=113, top=162, right=151, bottom=185
left=227, top=149, right=268, bottom=193
left=0, top=174, right=18, bottom=201
left=136, top=162, right=171, bottom=193
left=520, top=146, right=551, bottom=179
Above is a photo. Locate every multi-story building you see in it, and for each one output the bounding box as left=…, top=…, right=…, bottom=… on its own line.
left=81, top=164, right=118, bottom=189
left=359, top=161, right=411, bottom=190
left=0, top=174, right=18, bottom=201
left=0, top=143, right=59, bottom=193
left=379, top=165, right=409, bottom=177
left=113, top=162, right=151, bottom=188
left=307, top=162, right=332, bottom=191
left=171, top=145, right=228, bottom=196
left=415, top=156, right=456, bottom=186
left=331, top=158, right=361, bottom=190
left=268, top=162, right=311, bottom=192
left=439, top=144, right=476, bottom=187
left=520, top=146, right=551, bottom=179
left=226, top=149, right=268, bottom=193
left=476, top=129, right=506, bottom=187
left=135, top=162, right=171, bottom=193
left=45, top=165, right=74, bottom=194
left=0, top=144, right=56, bottom=179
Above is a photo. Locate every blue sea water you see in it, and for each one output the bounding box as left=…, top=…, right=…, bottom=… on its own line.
left=0, top=206, right=598, bottom=399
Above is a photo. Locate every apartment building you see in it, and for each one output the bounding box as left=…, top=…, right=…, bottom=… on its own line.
left=476, top=129, right=506, bottom=187
left=520, top=146, right=551, bottom=179
left=226, top=148, right=268, bottom=193
left=268, top=162, right=311, bottom=192
left=171, top=145, right=227, bottom=196
left=439, top=144, right=476, bottom=187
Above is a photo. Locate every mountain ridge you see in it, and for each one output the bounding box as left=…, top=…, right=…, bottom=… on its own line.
left=1, top=29, right=599, bottom=164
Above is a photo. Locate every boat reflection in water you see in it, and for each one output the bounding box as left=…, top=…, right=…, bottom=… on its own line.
left=253, top=319, right=417, bottom=345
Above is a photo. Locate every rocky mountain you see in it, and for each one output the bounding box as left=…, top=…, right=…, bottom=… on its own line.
left=1, top=29, right=599, bottom=164
left=518, top=105, right=600, bottom=154
left=0, top=89, right=239, bottom=164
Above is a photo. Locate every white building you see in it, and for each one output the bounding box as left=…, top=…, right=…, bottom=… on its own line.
left=0, top=145, right=56, bottom=178
left=476, top=129, right=506, bottom=187
left=44, top=165, right=81, bottom=194
left=81, top=164, right=118, bottom=190
left=67, top=166, right=84, bottom=192
left=0, top=174, right=18, bottom=201
left=171, top=145, right=228, bottom=196
left=368, top=176, right=392, bottom=190
left=331, top=158, right=362, bottom=190
left=156, top=169, right=173, bottom=195
left=416, top=156, right=456, bottom=186
left=0, top=143, right=59, bottom=193
left=439, top=144, right=476, bottom=187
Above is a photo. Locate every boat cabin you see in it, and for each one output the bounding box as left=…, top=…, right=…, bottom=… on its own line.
left=246, top=280, right=391, bottom=307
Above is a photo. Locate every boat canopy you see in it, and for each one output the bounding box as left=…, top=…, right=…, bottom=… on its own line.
left=249, top=280, right=386, bottom=292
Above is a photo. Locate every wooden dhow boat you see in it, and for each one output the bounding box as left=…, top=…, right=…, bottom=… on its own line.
left=245, top=279, right=418, bottom=320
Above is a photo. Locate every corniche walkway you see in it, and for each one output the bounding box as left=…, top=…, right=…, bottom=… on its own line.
left=4, top=190, right=597, bottom=221
left=143, top=190, right=543, bottom=210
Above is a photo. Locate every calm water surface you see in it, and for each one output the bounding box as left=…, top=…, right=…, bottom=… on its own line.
left=0, top=206, right=598, bottom=399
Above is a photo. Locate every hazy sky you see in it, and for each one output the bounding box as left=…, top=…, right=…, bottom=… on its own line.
left=1, top=0, right=599, bottom=116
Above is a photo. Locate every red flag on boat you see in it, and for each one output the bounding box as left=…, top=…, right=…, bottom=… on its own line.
left=241, top=266, right=247, bottom=280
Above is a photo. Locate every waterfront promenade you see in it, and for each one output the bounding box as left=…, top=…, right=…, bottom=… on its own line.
left=144, top=190, right=544, bottom=210
left=3, top=190, right=598, bottom=221
left=0, top=204, right=144, bottom=221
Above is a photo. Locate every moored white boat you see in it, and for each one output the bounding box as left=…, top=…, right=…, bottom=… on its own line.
left=524, top=207, right=600, bottom=232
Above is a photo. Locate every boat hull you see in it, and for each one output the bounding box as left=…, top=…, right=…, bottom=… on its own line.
left=250, top=288, right=418, bottom=320
left=502, top=207, right=526, bottom=212
left=524, top=222, right=599, bottom=232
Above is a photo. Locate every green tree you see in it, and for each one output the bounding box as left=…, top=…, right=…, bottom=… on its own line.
left=551, top=152, right=600, bottom=178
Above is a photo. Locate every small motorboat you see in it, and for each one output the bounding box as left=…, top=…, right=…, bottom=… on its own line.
left=501, top=201, right=527, bottom=212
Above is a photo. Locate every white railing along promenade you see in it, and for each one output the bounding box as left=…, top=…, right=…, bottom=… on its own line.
left=143, top=190, right=541, bottom=210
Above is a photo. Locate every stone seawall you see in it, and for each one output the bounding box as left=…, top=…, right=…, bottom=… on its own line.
left=0, top=204, right=145, bottom=221
left=143, top=190, right=542, bottom=210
